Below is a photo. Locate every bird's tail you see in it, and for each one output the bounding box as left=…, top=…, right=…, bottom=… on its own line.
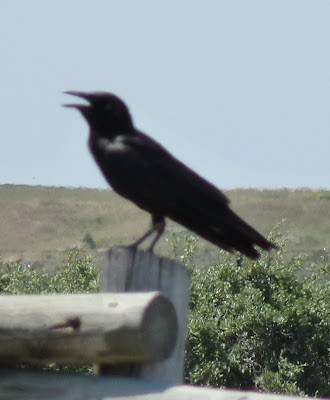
left=173, top=206, right=276, bottom=260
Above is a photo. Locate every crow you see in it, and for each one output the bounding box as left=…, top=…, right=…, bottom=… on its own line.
left=64, top=91, right=276, bottom=259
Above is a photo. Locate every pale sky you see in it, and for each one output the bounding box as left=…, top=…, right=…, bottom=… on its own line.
left=0, top=1, right=329, bottom=189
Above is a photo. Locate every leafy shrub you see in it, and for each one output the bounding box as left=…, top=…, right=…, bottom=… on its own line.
left=0, top=262, right=50, bottom=294
left=167, top=229, right=329, bottom=397
left=50, top=250, right=99, bottom=293
left=0, top=250, right=100, bottom=295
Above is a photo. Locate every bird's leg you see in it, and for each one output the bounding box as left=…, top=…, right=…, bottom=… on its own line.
left=148, top=216, right=165, bottom=252
left=129, top=225, right=157, bottom=248
left=128, top=215, right=165, bottom=250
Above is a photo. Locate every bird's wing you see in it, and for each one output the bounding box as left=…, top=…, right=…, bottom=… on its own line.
left=94, top=131, right=229, bottom=213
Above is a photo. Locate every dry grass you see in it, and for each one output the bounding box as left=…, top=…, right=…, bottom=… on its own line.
left=0, top=185, right=329, bottom=270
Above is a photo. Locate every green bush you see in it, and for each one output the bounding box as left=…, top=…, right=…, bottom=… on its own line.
left=166, top=229, right=329, bottom=397
left=50, top=250, right=99, bottom=293
left=0, top=250, right=100, bottom=295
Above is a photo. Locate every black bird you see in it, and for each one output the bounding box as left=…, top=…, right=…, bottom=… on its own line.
left=64, top=91, right=276, bottom=259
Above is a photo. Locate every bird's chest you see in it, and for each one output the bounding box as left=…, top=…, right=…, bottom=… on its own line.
left=88, top=136, right=151, bottom=195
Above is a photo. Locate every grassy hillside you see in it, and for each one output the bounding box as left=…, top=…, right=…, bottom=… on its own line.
left=0, top=185, right=329, bottom=270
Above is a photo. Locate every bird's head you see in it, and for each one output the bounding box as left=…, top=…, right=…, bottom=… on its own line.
left=64, top=91, right=134, bottom=134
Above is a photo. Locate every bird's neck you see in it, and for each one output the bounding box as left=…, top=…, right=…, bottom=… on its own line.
left=89, top=127, right=136, bottom=140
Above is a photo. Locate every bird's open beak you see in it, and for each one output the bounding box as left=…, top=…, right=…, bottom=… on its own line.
left=63, top=91, right=91, bottom=109
left=64, top=91, right=92, bottom=100
left=62, top=103, right=89, bottom=110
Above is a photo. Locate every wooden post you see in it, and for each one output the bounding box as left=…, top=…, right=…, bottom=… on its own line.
left=0, top=292, right=177, bottom=365
left=101, top=247, right=191, bottom=385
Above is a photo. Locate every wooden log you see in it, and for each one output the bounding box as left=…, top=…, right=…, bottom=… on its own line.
left=1, top=368, right=325, bottom=400
left=101, top=247, right=191, bottom=385
left=0, top=292, right=177, bottom=365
